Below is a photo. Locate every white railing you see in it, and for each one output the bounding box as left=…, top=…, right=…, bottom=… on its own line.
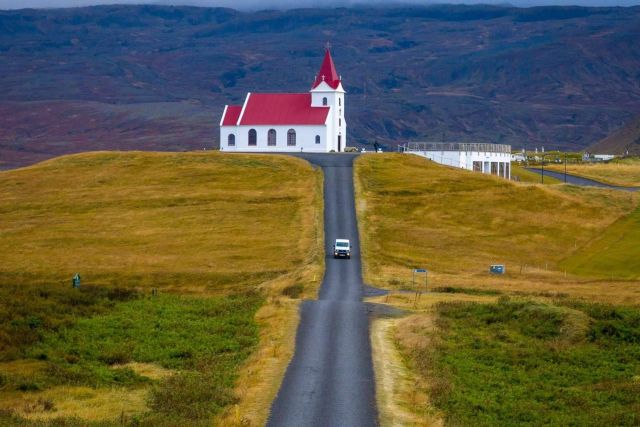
left=400, top=142, right=512, bottom=153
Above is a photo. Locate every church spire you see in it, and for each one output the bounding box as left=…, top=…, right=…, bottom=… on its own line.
left=312, top=48, right=341, bottom=90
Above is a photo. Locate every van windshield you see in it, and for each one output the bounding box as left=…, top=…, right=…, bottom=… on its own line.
left=336, top=242, right=349, bottom=247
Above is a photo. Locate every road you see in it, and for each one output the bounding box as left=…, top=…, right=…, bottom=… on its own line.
left=526, top=168, right=638, bottom=192
left=267, top=153, right=378, bottom=427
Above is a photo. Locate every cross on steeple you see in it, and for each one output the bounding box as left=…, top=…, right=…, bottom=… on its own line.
left=312, top=48, right=340, bottom=90
left=325, top=41, right=332, bottom=50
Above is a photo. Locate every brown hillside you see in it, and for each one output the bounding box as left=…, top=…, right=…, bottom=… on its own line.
left=2, top=5, right=640, bottom=168
left=589, top=114, right=640, bottom=155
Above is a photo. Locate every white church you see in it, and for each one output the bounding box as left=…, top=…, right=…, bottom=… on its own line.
left=219, top=49, right=347, bottom=152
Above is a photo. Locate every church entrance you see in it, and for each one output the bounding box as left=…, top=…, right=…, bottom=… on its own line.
left=338, top=135, right=342, bottom=152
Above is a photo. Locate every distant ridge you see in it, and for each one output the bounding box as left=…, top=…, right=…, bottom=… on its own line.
left=2, top=4, right=640, bottom=168
left=589, top=115, right=640, bottom=155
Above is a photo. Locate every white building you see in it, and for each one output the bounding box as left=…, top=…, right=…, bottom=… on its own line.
left=219, top=49, right=347, bottom=152
left=401, top=142, right=512, bottom=179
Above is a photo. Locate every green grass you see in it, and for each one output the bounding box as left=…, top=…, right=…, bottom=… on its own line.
left=406, top=299, right=640, bottom=426
left=0, top=283, right=138, bottom=363
left=0, top=288, right=262, bottom=426
left=561, top=204, right=640, bottom=279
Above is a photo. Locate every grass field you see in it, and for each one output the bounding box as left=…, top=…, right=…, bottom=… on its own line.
left=546, top=157, right=640, bottom=187
left=561, top=204, right=640, bottom=280
left=396, top=299, right=640, bottom=426
left=357, top=154, right=640, bottom=426
left=0, top=151, right=323, bottom=425
left=355, top=154, right=638, bottom=288
left=511, top=164, right=562, bottom=184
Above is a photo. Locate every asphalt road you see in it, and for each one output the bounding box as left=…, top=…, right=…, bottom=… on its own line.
left=526, top=167, right=639, bottom=192
left=267, top=153, right=378, bottom=427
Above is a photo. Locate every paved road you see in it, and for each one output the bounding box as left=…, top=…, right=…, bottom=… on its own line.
left=526, top=168, right=638, bottom=192
left=267, top=153, right=378, bottom=427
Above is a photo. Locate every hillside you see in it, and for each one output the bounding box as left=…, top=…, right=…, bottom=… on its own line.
left=589, top=114, right=640, bottom=155
left=0, top=152, right=323, bottom=425
left=2, top=5, right=640, bottom=168
left=355, top=154, right=639, bottom=296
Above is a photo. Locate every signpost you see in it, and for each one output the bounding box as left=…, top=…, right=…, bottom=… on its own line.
left=413, top=268, right=428, bottom=307
left=490, top=265, right=505, bottom=274
left=72, top=273, right=81, bottom=288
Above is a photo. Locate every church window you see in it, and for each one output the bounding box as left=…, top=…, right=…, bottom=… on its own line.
left=339, top=97, right=341, bottom=106
left=228, top=134, right=235, bottom=146
left=248, top=129, right=257, bottom=146
left=315, top=135, right=320, bottom=144
left=339, top=118, right=342, bottom=127
left=287, top=129, right=296, bottom=146
left=322, top=97, right=327, bottom=106
left=268, top=129, right=276, bottom=146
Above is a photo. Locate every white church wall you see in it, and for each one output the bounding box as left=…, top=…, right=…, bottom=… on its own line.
left=220, top=125, right=330, bottom=153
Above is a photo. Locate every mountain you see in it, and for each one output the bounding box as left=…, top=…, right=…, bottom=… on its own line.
left=589, top=114, right=640, bottom=155
left=1, top=5, right=640, bottom=169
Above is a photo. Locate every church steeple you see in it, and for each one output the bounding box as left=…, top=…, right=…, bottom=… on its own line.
left=312, top=48, right=341, bottom=90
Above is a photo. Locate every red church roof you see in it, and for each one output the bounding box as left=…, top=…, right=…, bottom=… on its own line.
left=237, top=93, right=329, bottom=126
left=221, top=105, right=242, bottom=126
left=312, top=49, right=341, bottom=90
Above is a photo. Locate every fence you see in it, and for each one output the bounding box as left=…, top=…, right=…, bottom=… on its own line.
left=399, top=142, right=512, bottom=154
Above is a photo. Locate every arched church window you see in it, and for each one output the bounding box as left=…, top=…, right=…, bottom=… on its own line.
left=268, top=129, right=276, bottom=146
left=339, top=118, right=342, bottom=127
left=287, top=129, right=296, bottom=146
left=315, top=135, right=320, bottom=144
left=322, top=97, right=327, bottom=106
left=228, top=134, right=235, bottom=146
left=339, top=97, right=341, bottom=106
left=248, top=129, right=257, bottom=146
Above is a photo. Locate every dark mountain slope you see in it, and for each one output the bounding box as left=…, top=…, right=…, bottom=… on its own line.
left=589, top=114, right=640, bottom=155
left=1, top=5, right=640, bottom=168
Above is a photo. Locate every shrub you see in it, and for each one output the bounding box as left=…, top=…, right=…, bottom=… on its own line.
left=98, top=349, right=132, bottom=365
left=281, top=284, right=304, bottom=299
left=17, top=382, right=41, bottom=392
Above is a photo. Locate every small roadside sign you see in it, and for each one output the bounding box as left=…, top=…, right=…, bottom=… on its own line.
left=414, top=269, right=427, bottom=273
left=490, top=265, right=505, bottom=274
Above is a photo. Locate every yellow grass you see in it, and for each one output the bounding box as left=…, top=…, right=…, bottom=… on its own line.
left=0, top=151, right=324, bottom=424
left=0, top=151, right=321, bottom=292
left=511, top=164, right=562, bottom=184
left=372, top=317, right=443, bottom=427
left=0, top=386, right=148, bottom=422
left=355, top=154, right=638, bottom=295
left=546, top=158, right=640, bottom=187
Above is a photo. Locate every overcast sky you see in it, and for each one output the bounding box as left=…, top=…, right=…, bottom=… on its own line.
left=1, top=0, right=639, bottom=10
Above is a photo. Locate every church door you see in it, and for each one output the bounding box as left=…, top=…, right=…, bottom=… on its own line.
left=338, top=135, right=342, bottom=152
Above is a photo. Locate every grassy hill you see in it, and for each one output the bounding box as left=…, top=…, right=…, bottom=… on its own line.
left=561, top=204, right=640, bottom=279
left=2, top=5, right=640, bottom=168
left=355, top=154, right=638, bottom=291
left=0, top=151, right=322, bottom=426
left=357, top=154, right=640, bottom=426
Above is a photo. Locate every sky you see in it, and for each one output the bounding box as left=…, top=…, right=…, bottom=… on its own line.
left=1, top=0, right=639, bottom=10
